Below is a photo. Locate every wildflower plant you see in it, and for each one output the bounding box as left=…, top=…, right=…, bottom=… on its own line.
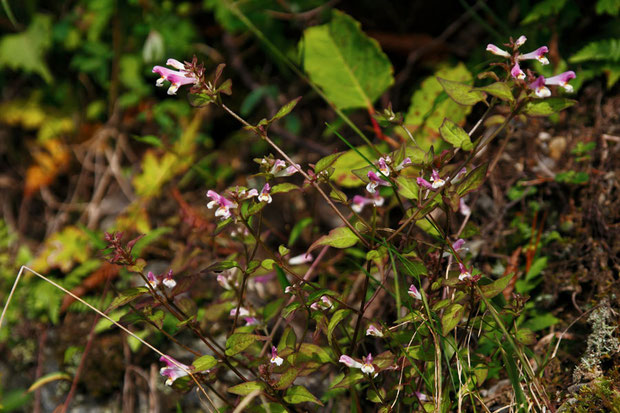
left=9, top=11, right=578, bottom=411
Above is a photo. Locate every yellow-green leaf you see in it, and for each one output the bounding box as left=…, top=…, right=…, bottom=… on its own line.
left=439, top=118, right=473, bottom=151
left=284, top=385, right=323, bottom=405
left=309, top=226, right=358, bottom=252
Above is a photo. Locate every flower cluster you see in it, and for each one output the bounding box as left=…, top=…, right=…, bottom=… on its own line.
left=206, top=183, right=272, bottom=221
left=353, top=156, right=411, bottom=213
left=486, top=36, right=575, bottom=97
left=146, top=269, right=176, bottom=289
left=152, top=59, right=198, bottom=95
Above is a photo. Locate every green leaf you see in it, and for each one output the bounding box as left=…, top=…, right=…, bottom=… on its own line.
left=192, top=355, right=217, bottom=372
left=258, top=97, right=302, bottom=127
left=522, top=313, right=560, bottom=331
left=475, top=82, right=514, bottom=102
left=441, top=303, right=464, bottom=336
left=522, top=0, right=568, bottom=24
left=132, top=135, right=163, bottom=148
left=315, top=152, right=345, bottom=174
left=330, top=144, right=386, bottom=187
left=515, top=328, right=536, bottom=345
left=395, top=175, right=419, bottom=200
left=275, top=367, right=301, bottom=390
left=456, top=164, right=488, bottom=196
left=596, top=0, right=620, bottom=16
left=439, top=118, right=474, bottom=151
left=479, top=273, right=513, bottom=299
left=107, top=287, right=149, bottom=311
left=228, top=381, right=265, bottom=396
left=523, top=98, right=577, bottom=116
left=284, top=385, right=323, bottom=405
left=405, top=343, right=435, bottom=361
left=301, top=10, right=394, bottom=110
left=282, top=302, right=301, bottom=318
left=437, top=77, right=485, bottom=106
left=309, top=226, right=358, bottom=252
left=271, top=183, right=299, bottom=195
left=288, top=217, right=313, bottom=247
left=0, top=15, right=53, bottom=82
left=327, top=309, right=351, bottom=346
left=27, top=372, right=72, bottom=392
left=225, top=333, right=263, bottom=356
left=403, top=63, right=474, bottom=140
left=261, top=258, right=276, bottom=270
left=263, top=298, right=284, bottom=322
left=525, top=257, right=547, bottom=281
left=205, top=260, right=239, bottom=271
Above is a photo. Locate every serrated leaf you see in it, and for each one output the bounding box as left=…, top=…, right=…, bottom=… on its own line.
left=309, top=226, right=358, bottom=252
left=271, top=183, right=299, bottom=195
left=302, top=10, right=394, bottom=110
left=441, top=303, right=464, bottom=336
left=192, top=355, right=217, bottom=372
left=439, top=118, right=473, bottom=151
left=228, top=381, right=265, bottom=396
left=327, top=309, right=351, bottom=346
left=475, top=82, right=514, bottom=102
left=437, top=77, right=485, bottom=106
left=479, top=273, right=513, bottom=299
left=456, top=164, right=488, bottom=196
left=225, top=333, right=263, bottom=356
left=596, top=0, right=620, bottom=16
left=107, top=287, right=149, bottom=311
left=284, top=385, right=323, bottom=405
left=523, top=98, right=576, bottom=116
left=521, top=0, right=568, bottom=24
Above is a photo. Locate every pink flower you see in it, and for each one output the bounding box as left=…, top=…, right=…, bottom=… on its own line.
left=216, top=270, right=237, bottom=290
left=518, top=46, right=549, bottom=65
left=310, top=295, right=332, bottom=311
left=515, top=35, right=527, bottom=48
left=366, top=324, right=384, bottom=337
left=159, top=355, right=191, bottom=386
left=377, top=156, right=391, bottom=176
left=339, top=353, right=377, bottom=376
left=146, top=271, right=159, bottom=288
left=270, top=346, right=284, bottom=366
left=206, top=190, right=237, bottom=220
left=351, top=194, right=384, bottom=213
left=544, top=71, right=576, bottom=93
left=511, top=62, right=526, bottom=80
left=486, top=44, right=511, bottom=58
left=244, top=317, right=260, bottom=326
left=146, top=270, right=176, bottom=289
left=257, top=183, right=272, bottom=204
left=452, top=238, right=466, bottom=252
left=458, top=263, right=472, bottom=281
left=408, top=284, right=422, bottom=300
left=152, top=58, right=198, bottom=95
left=417, top=169, right=445, bottom=190
left=366, top=171, right=390, bottom=194
left=267, top=158, right=300, bottom=177
left=529, top=76, right=551, bottom=98
left=459, top=198, right=471, bottom=216
left=230, top=307, right=250, bottom=317
left=395, top=157, right=412, bottom=171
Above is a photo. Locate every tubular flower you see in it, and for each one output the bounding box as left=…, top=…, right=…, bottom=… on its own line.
left=159, top=355, right=191, bottom=386
left=511, top=62, right=526, bottom=80
left=244, top=317, right=260, bottom=326
left=268, top=159, right=300, bottom=177
left=452, top=238, right=466, bottom=252
left=515, top=35, right=527, bottom=47
left=288, top=253, right=313, bottom=266
left=518, top=46, right=549, bottom=65
left=459, top=198, right=471, bottom=216
left=230, top=307, right=250, bottom=317
left=146, top=271, right=159, bottom=288
left=544, top=71, right=576, bottom=93
left=529, top=76, right=551, bottom=98
left=206, top=190, right=237, bottom=220
left=339, top=354, right=377, bottom=376
left=366, top=324, right=384, bottom=337
left=377, top=156, right=391, bottom=176
left=366, top=171, right=390, bottom=194
left=408, top=284, right=422, bottom=300
left=270, top=346, right=284, bottom=366
left=258, top=183, right=272, bottom=203
left=310, top=295, right=333, bottom=311
left=217, top=270, right=237, bottom=290
left=394, top=157, right=412, bottom=171
left=361, top=353, right=376, bottom=375
left=152, top=59, right=198, bottom=95
left=458, top=263, right=472, bottom=281
left=162, top=270, right=176, bottom=289
left=351, top=194, right=384, bottom=213
left=417, top=169, right=445, bottom=190
left=486, top=44, right=511, bottom=58
left=339, top=355, right=363, bottom=369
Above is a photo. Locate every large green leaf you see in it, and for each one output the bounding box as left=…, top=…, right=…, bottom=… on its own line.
left=0, top=14, right=53, bottom=82
left=523, top=98, right=576, bottom=116
left=439, top=118, right=474, bottom=151
left=570, top=38, right=620, bottom=63
left=301, top=10, right=394, bottom=110
left=284, top=385, right=323, bottom=405
left=403, top=63, right=474, bottom=145
left=309, top=227, right=358, bottom=252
